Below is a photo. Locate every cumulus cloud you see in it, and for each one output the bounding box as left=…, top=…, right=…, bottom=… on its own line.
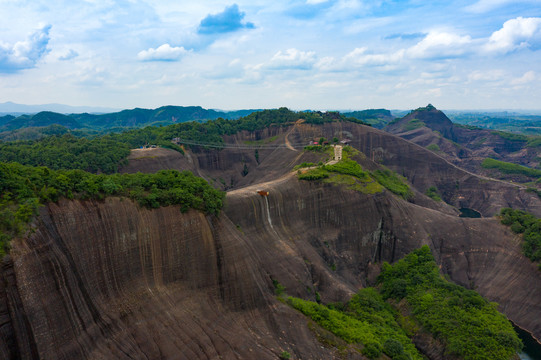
left=0, top=25, right=51, bottom=73
left=267, top=48, right=317, bottom=70
left=485, top=17, right=541, bottom=53
left=407, top=31, right=473, bottom=59
left=343, top=47, right=405, bottom=66
left=137, top=44, right=189, bottom=61
left=197, top=4, right=254, bottom=35
left=59, top=49, right=78, bottom=61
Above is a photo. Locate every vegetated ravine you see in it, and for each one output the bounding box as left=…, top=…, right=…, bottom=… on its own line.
left=1, top=109, right=541, bottom=359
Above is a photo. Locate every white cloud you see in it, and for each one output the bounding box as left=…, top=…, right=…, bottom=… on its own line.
left=485, top=17, right=541, bottom=53
left=0, top=25, right=51, bottom=73
left=511, top=71, right=536, bottom=85
left=59, top=49, right=79, bottom=61
left=343, top=47, right=405, bottom=66
left=426, top=88, right=442, bottom=97
left=266, top=48, right=317, bottom=70
left=468, top=69, right=505, bottom=82
left=407, top=31, right=473, bottom=59
left=137, top=44, right=190, bottom=61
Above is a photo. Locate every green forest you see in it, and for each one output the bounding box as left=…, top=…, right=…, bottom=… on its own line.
left=0, top=108, right=368, bottom=174
left=288, top=246, right=522, bottom=360
left=0, top=108, right=369, bottom=257
left=0, top=162, right=225, bottom=257
left=500, top=208, right=541, bottom=266
left=0, top=134, right=131, bottom=173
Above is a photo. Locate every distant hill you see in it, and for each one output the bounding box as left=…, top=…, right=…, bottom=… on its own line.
left=385, top=104, right=541, bottom=182
left=447, top=111, right=541, bottom=136
left=70, top=106, right=258, bottom=129
left=0, top=106, right=259, bottom=132
left=1, top=112, right=82, bottom=131
left=0, top=101, right=119, bottom=115
left=343, top=109, right=395, bottom=129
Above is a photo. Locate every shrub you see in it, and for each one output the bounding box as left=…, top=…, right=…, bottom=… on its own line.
left=481, top=158, right=541, bottom=178
left=298, top=168, right=329, bottom=180
left=425, top=186, right=442, bottom=201
left=279, top=351, right=291, bottom=359
left=426, top=143, right=440, bottom=151
left=293, top=162, right=315, bottom=170
left=362, top=342, right=382, bottom=359
left=370, top=168, right=413, bottom=200
left=500, top=208, right=541, bottom=262
left=383, top=338, right=405, bottom=357
left=323, top=159, right=369, bottom=180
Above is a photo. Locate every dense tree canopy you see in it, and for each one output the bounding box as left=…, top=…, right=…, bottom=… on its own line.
left=288, top=246, right=522, bottom=360
left=0, top=162, right=225, bottom=257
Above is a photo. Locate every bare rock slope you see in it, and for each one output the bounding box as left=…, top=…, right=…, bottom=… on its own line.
left=2, top=120, right=541, bottom=359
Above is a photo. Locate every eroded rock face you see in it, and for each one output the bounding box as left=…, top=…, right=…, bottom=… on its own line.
left=120, top=121, right=541, bottom=217
left=226, top=176, right=541, bottom=346
left=385, top=107, right=541, bottom=179
left=4, top=121, right=541, bottom=358
left=0, top=198, right=349, bottom=359
left=2, top=177, right=541, bottom=359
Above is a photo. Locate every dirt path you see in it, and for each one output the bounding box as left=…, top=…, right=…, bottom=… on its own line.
left=284, top=128, right=297, bottom=151
left=405, top=138, right=528, bottom=190
left=228, top=144, right=343, bottom=197
left=284, top=119, right=307, bottom=151
left=227, top=171, right=296, bottom=197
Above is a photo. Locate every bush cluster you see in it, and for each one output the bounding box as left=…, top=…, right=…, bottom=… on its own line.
left=287, top=294, right=422, bottom=360
left=323, top=159, right=370, bottom=181
left=288, top=247, right=521, bottom=360
left=370, top=168, right=413, bottom=200
left=481, top=158, right=541, bottom=178
left=500, top=208, right=541, bottom=262
left=0, top=162, right=225, bottom=257
left=425, top=186, right=442, bottom=201
left=298, top=157, right=412, bottom=200
left=378, top=246, right=522, bottom=360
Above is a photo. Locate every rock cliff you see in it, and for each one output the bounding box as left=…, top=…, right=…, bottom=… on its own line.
left=385, top=106, right=541, bottom=179
left=3, top=120, right=541, bottom=359
left=2, top=174, right=541, bottom=358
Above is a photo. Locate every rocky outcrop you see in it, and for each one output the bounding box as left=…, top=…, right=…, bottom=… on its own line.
left=385, top=106, right=541, bottom=178
left=121, top=121, right=541, bottom=217
left=227, top=177, right=541, bottom=343
left=1, top=198, right=356, bottom=359
left=5, top=119, right=541, bottom=358
left=2, top=172, right=541, bottom=358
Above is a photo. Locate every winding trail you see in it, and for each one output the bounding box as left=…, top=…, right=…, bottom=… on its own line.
left=284, top=119, right=305, bottom=152
left=390, top=132, right=528, bottom=190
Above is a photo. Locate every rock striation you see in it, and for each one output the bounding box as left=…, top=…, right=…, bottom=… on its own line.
left=2, top=175, right=541, bottom=358
left=3, top=119, right=541, bottom=359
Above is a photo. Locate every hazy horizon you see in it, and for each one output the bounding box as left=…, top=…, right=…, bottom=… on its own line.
left=3, top=101, right=541, bottom=117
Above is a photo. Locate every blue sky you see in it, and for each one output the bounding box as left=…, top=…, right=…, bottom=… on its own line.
left=0, top=0, right=540, bottom=110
